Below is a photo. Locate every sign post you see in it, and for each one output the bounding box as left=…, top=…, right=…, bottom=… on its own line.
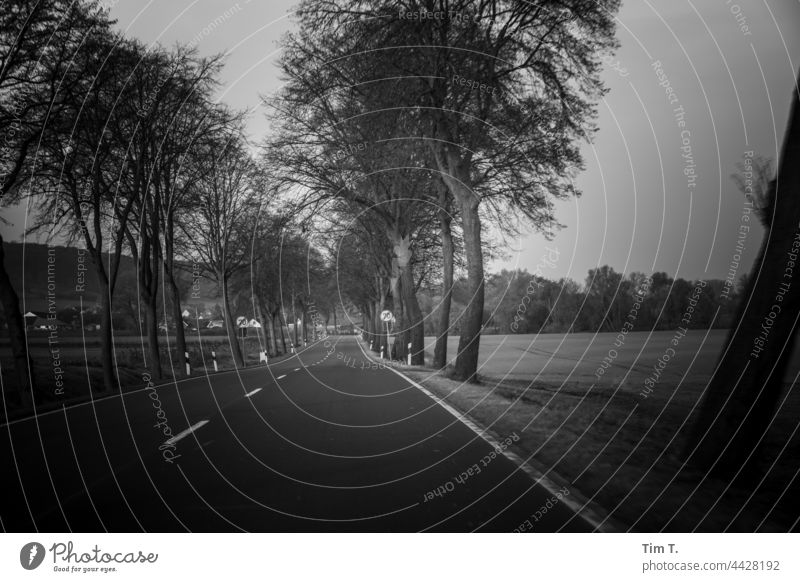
left=380, top=310, right=393, bottom=359
left=236, top=316, right=248, bottom=366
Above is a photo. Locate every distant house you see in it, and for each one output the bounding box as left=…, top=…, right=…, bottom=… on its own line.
left=24, top=311, right=39, bottom=327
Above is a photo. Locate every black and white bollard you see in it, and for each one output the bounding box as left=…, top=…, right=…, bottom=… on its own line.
left=407, top=342, right=412, bottom=366
left=380, top=345, right=385, bottom=359
left=211, top=350, right=219, bottom=372
left=185, top=351, right=191, bottom=376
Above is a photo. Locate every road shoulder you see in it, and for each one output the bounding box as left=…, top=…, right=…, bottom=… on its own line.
left=353, top=336, right=620, bottom=532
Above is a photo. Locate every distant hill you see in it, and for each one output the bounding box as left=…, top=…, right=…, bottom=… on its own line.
left=1, top=241, right=217, bottom=312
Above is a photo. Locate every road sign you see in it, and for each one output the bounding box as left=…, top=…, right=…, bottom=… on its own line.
left=236, top=316, right=247, bottom=328
left=380, top=310, right=393, bottom=322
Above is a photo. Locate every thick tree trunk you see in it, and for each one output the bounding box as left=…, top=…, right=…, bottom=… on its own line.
left=290, top=292, right=299, bottom=347
left=279, top=310, right=288, bottom=353
left=269, top=307, right=280, bottom=356
left=374, top=279, right=388, bottom=355
left=361, top=303, right=371, bottom=343
left=144, top=296, right=162, bottom=379
left=365, top=303, right=374, bottom=344
left=254, top=296, right=271, bottom=356
left=451, top=196, right=484, bottom=382
left=166, top=270, right=187, bottom=378
left=264, top=308, right=276, bottom=357
left=686, top=74, right=800, bottom=475
left=222, top=274, right=244, bottom=367
left=98, top=281, right=116, bottom=391
left=135, top=214, right=162, bottom=380
left=434, top=192, right=454, bottom=370
left=401, top=265, right=424, bottom=365
left=390, top=266, right=406, bottom=361
left=434, top=145, right=484, bottom=382
left=0, top=236, right=34, bottom=404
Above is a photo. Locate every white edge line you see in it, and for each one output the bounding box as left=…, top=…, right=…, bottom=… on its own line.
left=164, top=420, right=209, bottom=446
left=354, top=337, right=614, bottom=532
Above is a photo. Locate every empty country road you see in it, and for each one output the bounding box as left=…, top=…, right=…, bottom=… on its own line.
left=1, top=336, right=593, bottom=532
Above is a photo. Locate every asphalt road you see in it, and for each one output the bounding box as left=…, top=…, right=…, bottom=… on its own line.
left=1, top=336, right=592, bottom=532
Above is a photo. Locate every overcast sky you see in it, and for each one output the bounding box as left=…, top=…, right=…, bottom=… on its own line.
left=4, top=0, right=800, bottom=284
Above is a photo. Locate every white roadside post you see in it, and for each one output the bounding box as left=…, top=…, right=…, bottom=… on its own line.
left=211, top=350, right=218, bottom=372
left=380, top=310, right=393, bottom=361
left=407, top=342, right=412, bottom=366
left=184, top=351, right=191, bottom=376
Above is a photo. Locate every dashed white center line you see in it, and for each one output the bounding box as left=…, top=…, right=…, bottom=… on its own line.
left=245, top=388, right=262, bottom=398
left=293, top=368, right=301, bottom=372
left=164, top=420, right=209, bottom=446
left=277, top=374, right=287, bottom=380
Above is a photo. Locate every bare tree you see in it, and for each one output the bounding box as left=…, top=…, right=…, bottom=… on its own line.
left=1, top=0, right=112, bottom=401
left=183, top=132, right=258, bottom=368
left=277, top=0, right=619, bottom=381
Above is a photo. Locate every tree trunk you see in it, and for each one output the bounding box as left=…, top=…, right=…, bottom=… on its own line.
left=222, top=274, right=244, bottom=367
left=452, top=196, right=484, bottom=382
left=269, top=307, right=279, bottom=356
left=686, top=72, right=800, bottom=475
left=401, top=265, right=424, bottom=365
left=434, top=190, right=455, bottom=369
left=144, top=296, right=162, bottom=379
left=362, top=302, right=373, bottom=344
left=0, top=235, right=34, bottom=404
left=255, top=295, right=271, bottom=356
left=433, top=145, right=484, bottom=382
left=390, top=265, right=406, bottom=361
left=291, top=292, right=299, bottom=347
left=264, top=307, right=276, bottom=357
left=374, top=279, right=387, bottom=355
left=166, top=270, right=187, bottom=378
left=279, top=309, right=288, bottom=353
left=136, top=213, right=162, bottom=380
left=98, top=280, right=116, bottom=391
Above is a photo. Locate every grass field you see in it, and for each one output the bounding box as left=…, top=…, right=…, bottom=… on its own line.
left=424, top=330, right=800, bottom=392
left=409, top=331, right=800, bottom=531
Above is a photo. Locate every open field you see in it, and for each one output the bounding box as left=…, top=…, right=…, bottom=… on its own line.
left=424, top=330, right=800, bottom=392
left=408, top=331, right=800, bottom=531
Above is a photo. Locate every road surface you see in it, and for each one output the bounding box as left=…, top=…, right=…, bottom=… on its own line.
left=1, top=336, right=592, bottom=532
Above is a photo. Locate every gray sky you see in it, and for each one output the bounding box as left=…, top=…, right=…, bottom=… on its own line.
left=4, top=0, right=800, bottom=284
